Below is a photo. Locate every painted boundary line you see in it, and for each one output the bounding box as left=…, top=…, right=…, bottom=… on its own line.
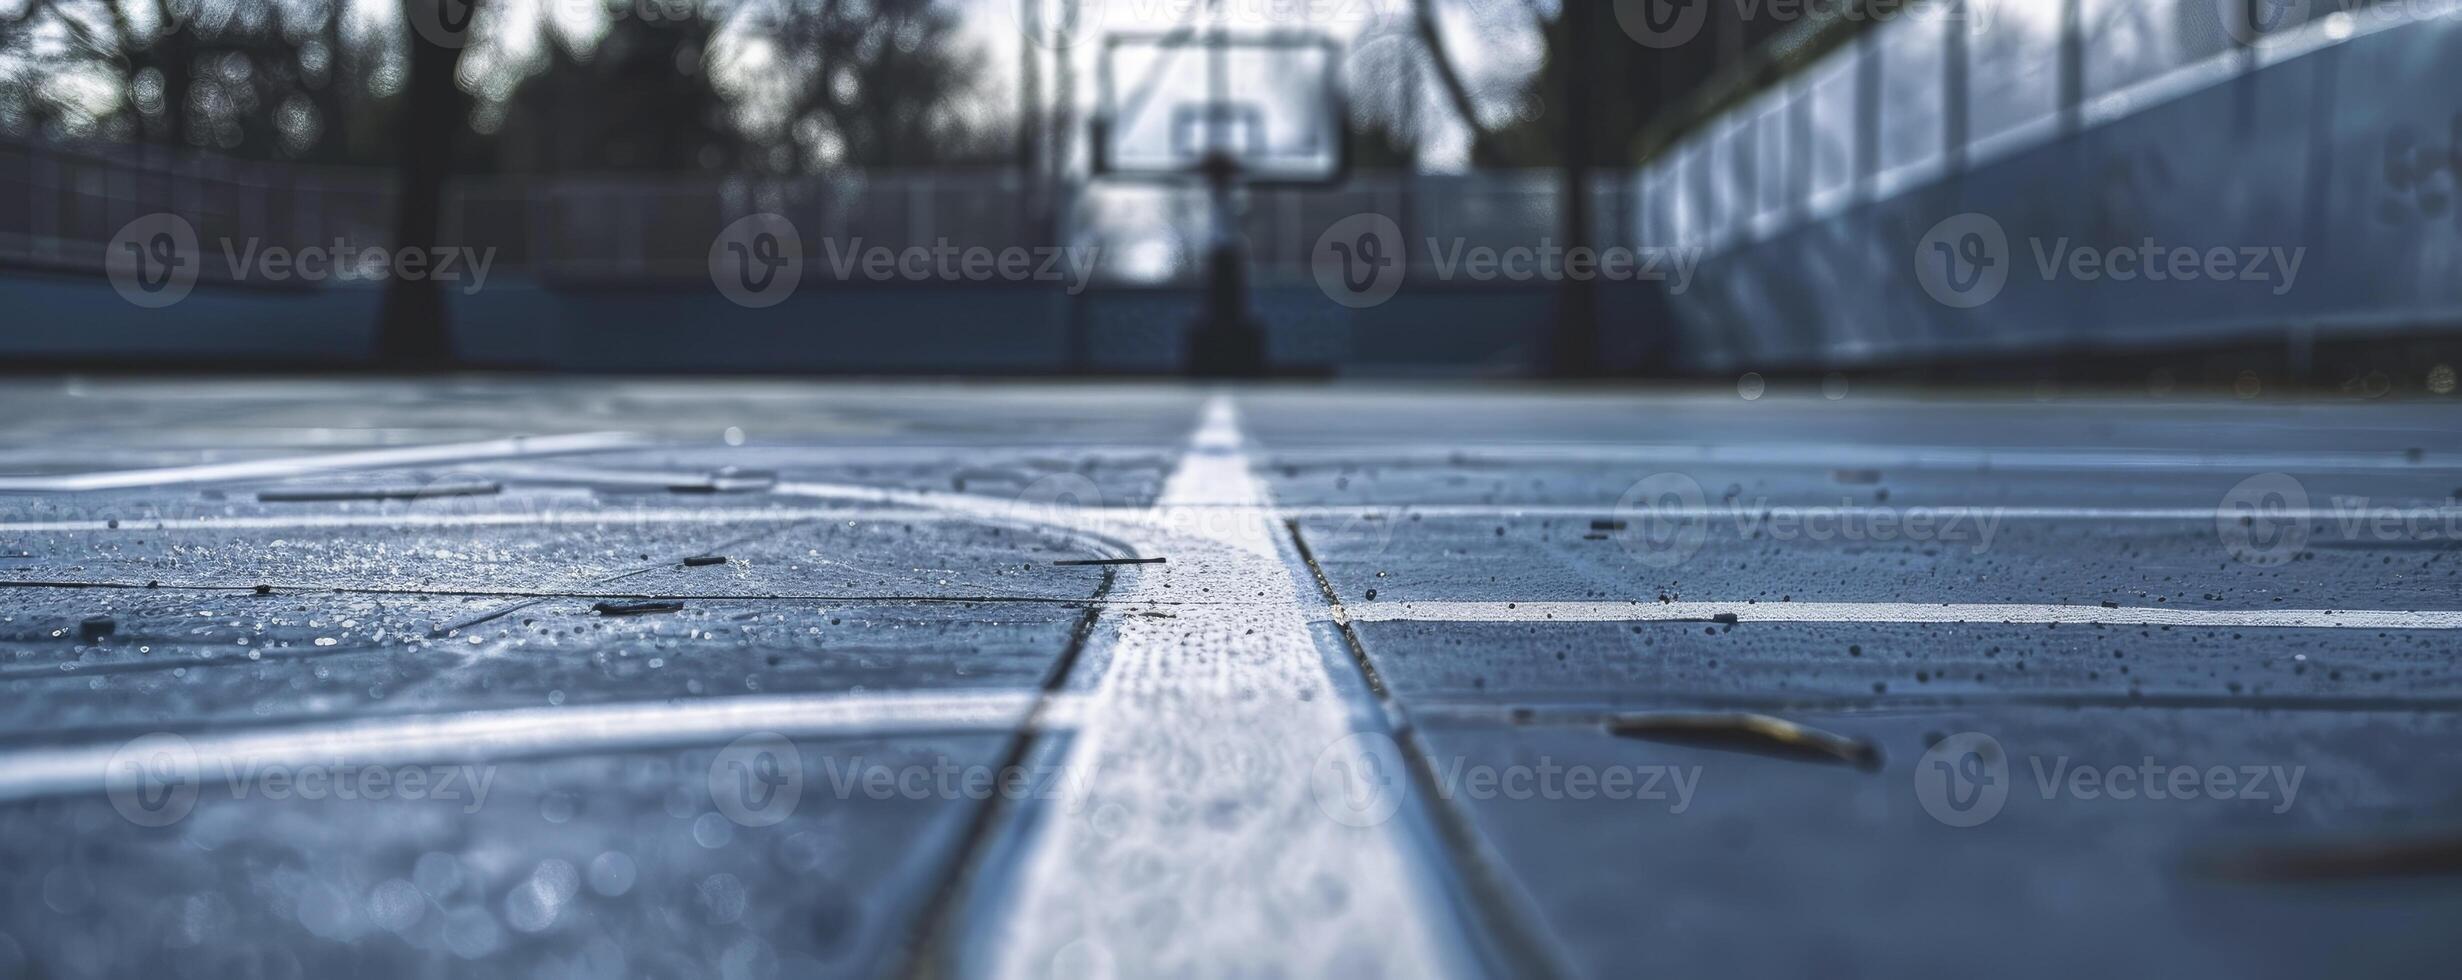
left=1259, top=442, right=2462, bottom=472
left=1340, top=601, right=2462, bottom=630
left=982, top=395, right=1466, bottom=978
left=0, top=689, right=1072, bottom=804
left=0, top=432, right=649, bottom=492
left=20, top=503, right=2444, bottom=535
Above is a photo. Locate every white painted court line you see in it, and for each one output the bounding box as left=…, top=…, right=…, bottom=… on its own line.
left=987, top=396, right=1464, bottom=978
left=11, top=502, right=2439, bottom=535
left=1282, top=504, right=2441, bottom=521
left=1341, top=601, right=2462, bottom=630
left=0, top=689, right=1071, bottom=805
left=0, top=432, right=650, bottom=492
left=0, top=507, right=969, bottom=534
left=1264, top=442, right=2460, bottom=472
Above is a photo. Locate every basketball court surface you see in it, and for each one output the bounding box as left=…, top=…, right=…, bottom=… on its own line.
left=3, top=378, right=2459, bottom=977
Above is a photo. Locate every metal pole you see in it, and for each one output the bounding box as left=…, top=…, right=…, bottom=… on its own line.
left=1550, top=2, right=1602, bottom=377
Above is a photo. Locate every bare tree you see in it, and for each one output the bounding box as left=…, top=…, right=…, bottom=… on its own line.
left=1411, top=0, right=1503, bottom=167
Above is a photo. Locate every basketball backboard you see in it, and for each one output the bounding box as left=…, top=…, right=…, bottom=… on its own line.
left=1093, top=31, right=1348, bottom=188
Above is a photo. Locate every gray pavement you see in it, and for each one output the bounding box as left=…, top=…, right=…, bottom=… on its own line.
left=2, top=378, right=2459, bottom=978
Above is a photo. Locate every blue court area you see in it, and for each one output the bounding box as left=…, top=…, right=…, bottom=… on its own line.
left=2, top=379, right=2457, bottom=977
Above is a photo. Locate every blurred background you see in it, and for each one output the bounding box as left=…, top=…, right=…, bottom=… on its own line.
left=2, top=0, right=2458, bottom=387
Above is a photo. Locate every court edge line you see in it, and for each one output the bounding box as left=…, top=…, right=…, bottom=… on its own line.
left=1340, top=601, right=2462, bottom=630
left=0, top=432, right=649, bottom=492
left=981, top=394, right=1467, bottom=978
left=12, top=504, right=2450, bottom=535
left=1261, top=443, right=2462, bottom=472
left=0, top=689, right=1083, bottom=805
left=1282, top=517, right=1578, bottom=980
left=1405, top=691, right=2462, bottom=719
left=904, top=568, right=1116, bottom=977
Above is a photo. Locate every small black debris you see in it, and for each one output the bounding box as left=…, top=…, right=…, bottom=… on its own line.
left=1054, top=557, right=1167, bottom=567
left=259, top=483, right=501, bottom=503
left=253, top=584, right=274, bottom=596
left=1711, top=612, right=1741, bottom=626
left=594, top=600, right=685, bottom=616
left=682, top=555, right=729, bottom=568
left=78, top=615, right=115, bottom=642
left=2100, top=600, right=2120, bottom=609
left=1590, top=519, right=1628, bottom=532
left=1364, top=588, right=1379, bottom=601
